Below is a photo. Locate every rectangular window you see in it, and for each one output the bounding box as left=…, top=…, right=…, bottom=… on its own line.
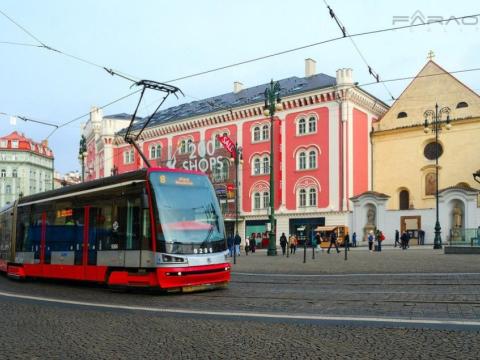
left=11, top=140, right=18, bottom=148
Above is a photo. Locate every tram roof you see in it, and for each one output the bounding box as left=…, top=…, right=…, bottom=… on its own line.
left=18, top=169, right=148, bottom=205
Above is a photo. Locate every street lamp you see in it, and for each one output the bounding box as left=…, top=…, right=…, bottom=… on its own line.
left=233, top=143, right=243, bottom=264
left=78, top=135, right=87, bottom=182
left=264, top=80, right=283, bottom=256
left=473, top=170, right=480, bottom=184
left=423, top=104, right=451, bottom=250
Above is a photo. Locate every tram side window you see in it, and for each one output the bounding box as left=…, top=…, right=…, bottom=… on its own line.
left=0, top=210, right=12, bottom=260
left=45, top=204, right=84, bottom=265
left=89, top=185, right=147, bottom=252
left=16, top=206, right=42, bottom=253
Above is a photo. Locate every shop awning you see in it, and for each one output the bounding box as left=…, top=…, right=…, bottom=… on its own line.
left=314, top=226, right=337, bottom=232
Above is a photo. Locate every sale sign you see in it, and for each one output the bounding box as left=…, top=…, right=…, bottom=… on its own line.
left=217, top=135, right=236, bottom=158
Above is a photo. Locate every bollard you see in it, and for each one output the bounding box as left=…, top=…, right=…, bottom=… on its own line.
left=312, top=244, right=315, bottom=260
left=303, top=240, right=307, bottom=263
left=344, top=240, right=348, bottom=261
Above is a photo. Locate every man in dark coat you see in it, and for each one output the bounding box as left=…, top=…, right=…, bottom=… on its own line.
left=327, top=231, right=340, bottom=254
left=279, top=233, right=288, bottom=255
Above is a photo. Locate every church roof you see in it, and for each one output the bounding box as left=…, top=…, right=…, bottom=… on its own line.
left=374, top=60, right=480, bottom=132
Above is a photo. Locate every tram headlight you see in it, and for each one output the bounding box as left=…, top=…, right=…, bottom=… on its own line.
left=161, top=254, right=186, bottom=263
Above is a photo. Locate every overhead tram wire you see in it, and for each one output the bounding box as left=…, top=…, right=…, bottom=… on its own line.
left=161, top=13, right=480, bottom=84
left=45, top=88, right=143, bottom=139
left=2, top=7, right=479, bottom=87
left=0, top=8, right=141, bottom=84
left=322, top=0, right=396, bottom=101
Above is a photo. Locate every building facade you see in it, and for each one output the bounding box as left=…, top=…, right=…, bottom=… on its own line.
left=352, top=60, right=480, bottom=245
left=0, top=131, right=54, bottom=208
left=84, top=59, right=388, bottom=244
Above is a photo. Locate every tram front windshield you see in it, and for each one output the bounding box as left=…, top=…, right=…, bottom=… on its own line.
left=149, top=172, right=226, bottom=254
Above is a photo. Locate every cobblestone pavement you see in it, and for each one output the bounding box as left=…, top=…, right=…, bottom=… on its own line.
left=0, top=249, right=479, bottom=358
left=0, top=299, right=479, bottom=360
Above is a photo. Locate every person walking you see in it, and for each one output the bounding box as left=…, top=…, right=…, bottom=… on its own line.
left=368, top=231, right=374, bottom=252
left=279, top=232, right=288, bottom=255
left=234, top=233, right=241, bottom=257
left=376, top=230, right=384, bottom=252
left=290, top=234, right=297, bottom=254
left=245, top=237, right=250, bottom=256
left=227, top=234, right=234, bottom=257
left=418, top=229, right=425, bottom=245
left=250, top=234, right=256, bottom=253
left=352, top=232, right=357, bottom=247
left=343, top=233, right=350, bottom=250
left=314, top=232, right=321, bottom=253
left=400, top=231, right=408, bottom=250
left=327, top=231, right=340, bottom=254
left=394, top=229, right=401, bottom=248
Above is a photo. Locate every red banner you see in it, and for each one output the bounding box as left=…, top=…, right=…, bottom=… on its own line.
left=217, top=135, right=236, bottom=158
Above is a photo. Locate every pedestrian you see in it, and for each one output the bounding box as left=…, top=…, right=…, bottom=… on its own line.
left=343, top=233, right=350, bottom=250
left=250, top=233, right=256, bottom=253
left=245, top=237, right=250, bottom=256
left=289, top=234, right=297, bottom=254
left=327, top=231, right=340, bottom=254
left=368, top=231, right=374, bottom=252
left=227, top=234, right=234, bottom=257
left=406, top=231, right=411, bottom=248
left=419, top=229, right=425, bottom=245
left=280, top=232, right=288, bottom=255
left=394, top=229, right=401, bottom=248
left=314, top=232, right=321, bottom=252
left=234, top=233, right=241, bottom=257
left=376, top=230, right=384, bottom=252
left=400, top=231, right=408, bottom=250
left=352, top=232, right=357, bottom=247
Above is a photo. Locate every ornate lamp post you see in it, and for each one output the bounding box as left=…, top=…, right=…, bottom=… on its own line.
left=78, top=135, right=88, bottom=182
left=233, top=144, right=243, bottom=264
left=423, top=104, right=451, bottom=249
left=263, top=80, right=283, bottom=256
left=473, top=170, right=480, bottom=184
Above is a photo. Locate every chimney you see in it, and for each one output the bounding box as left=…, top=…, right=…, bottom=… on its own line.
left=336, top=68, right=353, bottom=86
left=234, top=81, right=243, bottom=93
left=305, top=58, right=316, bottom=77
left=41, top=139, right=48, bottom=148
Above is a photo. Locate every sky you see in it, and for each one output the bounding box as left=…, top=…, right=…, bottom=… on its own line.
left=1, top=0, right=479, bottom=174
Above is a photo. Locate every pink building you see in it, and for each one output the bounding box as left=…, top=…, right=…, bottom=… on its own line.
left=83, top=59, right=388, bottom=242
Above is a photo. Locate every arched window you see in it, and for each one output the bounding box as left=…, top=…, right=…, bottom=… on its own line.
left=155, top=145, right=162, bottom=159
left=298, top=118, right=306, bottom=134
left=213, top=159, right=229, bottom=182
left=263, top=192, right=269, bottom=208
left=253, top=158, right=261, bottom=175
left=456, top=101, right=468, bottom=109
left=309, top=188, right=317, bottom=206
left=262, top=124, right=269, bottom=140
left=253, top=127, right=261, bottom=142
left=397, top=112, right=408, bottom=119
left=0, top=169, right=5, bottom=177
left=12, top=169, right=17, bottom=178
left=254, top=192, right=261, bottom=209
left=308, top=150, right=317, bottom=169
left=6, top=185, right=11, bottom=194
left=399, top=189, right=409, bottom=210
left=299, top=152, right=306, bottom=170
left=150, top=145, right=156, bottom=159
left=299, top=189, right=306, bottom=207
left=262, top=156, right=270, bottom=174
left=308, top=116, right=317, bottom=133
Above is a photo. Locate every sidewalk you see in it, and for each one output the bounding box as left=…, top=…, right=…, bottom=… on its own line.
left=229, top=246, right=480, bottom=275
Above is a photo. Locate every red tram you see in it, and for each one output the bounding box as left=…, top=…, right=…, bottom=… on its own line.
left=0, top=168, right=230, bottom=291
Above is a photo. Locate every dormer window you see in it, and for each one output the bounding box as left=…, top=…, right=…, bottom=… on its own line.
left=397, top=112, right=408, bottom=119
left=456, top=101, right=468, bottom=109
